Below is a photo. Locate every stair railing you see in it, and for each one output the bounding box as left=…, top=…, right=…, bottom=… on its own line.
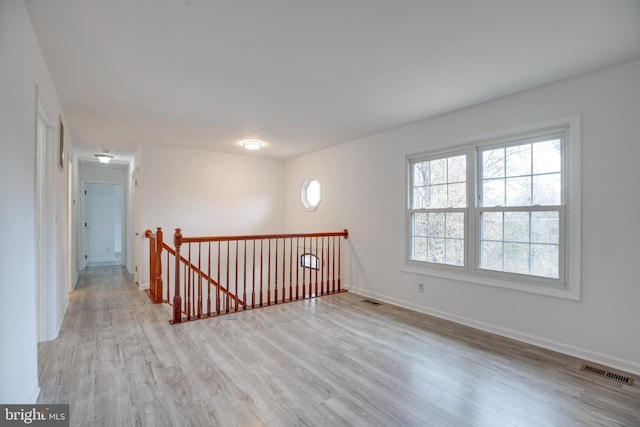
left=146, top=228, right=349, bottom=324
left=145, top=228, right=244, bottom=315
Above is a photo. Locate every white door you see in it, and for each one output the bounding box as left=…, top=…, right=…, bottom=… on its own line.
left=67, top=157, right=74, bottom=291
left=132, top=169, right=141, bottom=284
left=85, top=183, right=119, bottom=263
left=36, top=108, right=54, bottom=342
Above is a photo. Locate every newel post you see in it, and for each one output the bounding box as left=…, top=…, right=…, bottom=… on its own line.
left=338, top=229, right=348, bottom=291
left=145, top=230, right=157, bottom=301
left=153, top=228, right=164, bottom=303
left=173, top=228, right=183, bottom=324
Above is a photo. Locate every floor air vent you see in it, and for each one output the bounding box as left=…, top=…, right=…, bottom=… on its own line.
left=362, top=299, right=382, bottom=306
left=580, top=364, right=634, bottom=385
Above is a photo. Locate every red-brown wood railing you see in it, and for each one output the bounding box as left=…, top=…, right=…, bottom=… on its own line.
left=145, top=228, right=244, bottom=314
left=146, top=228, right=349, bottom=324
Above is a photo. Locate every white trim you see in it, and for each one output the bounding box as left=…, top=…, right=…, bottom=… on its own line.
left=301, top=175, right=322, bottom=212
left=565, top=114, right=582, bottom=300
left=132, top=167, right=141, bottom=285
left=53, top=299, right=69, bottom=341
left=36, top=101, right=56, bottom=342
left=67, top=156, right=74, bottom=293
left=79, top=158, right=129, bottom=168
left=30, top=385, right=42, bottom=405
left=139, top=282, right=150, bottom=291
left=344, top=285, right=640, bottom=376
left=86, top=256, right=117, bottom=263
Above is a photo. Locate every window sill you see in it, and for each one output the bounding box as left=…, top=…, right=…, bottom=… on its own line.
left=401, top=264, right=580, bottom=301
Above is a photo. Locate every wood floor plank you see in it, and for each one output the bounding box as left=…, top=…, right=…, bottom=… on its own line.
left=37, top=266, right=640, bottom=426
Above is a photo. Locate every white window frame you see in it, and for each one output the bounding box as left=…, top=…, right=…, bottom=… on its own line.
left=301, top=176, right=322, bottom=212
left=407, top=149, right=470, bottom=270
left=403, top=115, right=581, bottom=300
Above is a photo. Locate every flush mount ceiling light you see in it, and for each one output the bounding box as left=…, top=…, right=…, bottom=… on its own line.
left=95, top=153, right=114, bottom=164
left=241, top=140, right=263, bottom=150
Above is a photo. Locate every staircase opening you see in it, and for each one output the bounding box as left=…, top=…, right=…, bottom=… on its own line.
left=146, top=228, right=349, bottom=324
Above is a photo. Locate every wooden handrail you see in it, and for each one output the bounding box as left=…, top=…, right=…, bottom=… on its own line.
left=181, top=229, right=349, bottom=243
left=146, top=227, right=349, bottom=324
left=145, top=228, right=245, bottom=317
left=160, top=241, right=245, bottom=308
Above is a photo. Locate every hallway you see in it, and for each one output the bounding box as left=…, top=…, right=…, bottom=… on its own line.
left=37, top=267, right=640, bottom=426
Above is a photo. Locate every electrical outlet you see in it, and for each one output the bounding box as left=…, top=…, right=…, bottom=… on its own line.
left=418, top=283, right=424, bottom=293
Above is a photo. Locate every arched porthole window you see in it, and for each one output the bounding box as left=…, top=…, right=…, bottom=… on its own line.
left=301, top=176, right=321, bottom=211
left=300, top=253, right=319, bottom=270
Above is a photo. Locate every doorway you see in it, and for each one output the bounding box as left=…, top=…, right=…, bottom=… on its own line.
left=132, top=169, right=141, bottom=284
left=36, top=105, right=55, bottom=342
left=84, top=183, right=124, bottom=267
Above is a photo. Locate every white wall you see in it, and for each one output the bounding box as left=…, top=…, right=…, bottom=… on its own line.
left=0, top=0, right=72, bottom=403
left=139, top=144, right=285, bottom=285
left=79, top=164, right=128, bottom=188
left=284, top=59, right=640, bottom=375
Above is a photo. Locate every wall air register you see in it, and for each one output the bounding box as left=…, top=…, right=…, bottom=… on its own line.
left=580, top=364, right=634, bottom=385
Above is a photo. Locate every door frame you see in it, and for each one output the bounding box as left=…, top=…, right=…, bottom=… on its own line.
left=80, top=180, right=126, bottom=268
left=36, top=103, right=55, bottom=342
left=67, top=155, right=75, bottom=291
left=132, top=168, right=141, bottom=284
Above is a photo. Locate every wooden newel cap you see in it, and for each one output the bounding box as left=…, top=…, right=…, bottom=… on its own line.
left=174, top=228, right=183, bottom=247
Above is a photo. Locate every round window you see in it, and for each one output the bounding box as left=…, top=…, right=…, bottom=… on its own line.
left=301, top=176, right=321, bottom=211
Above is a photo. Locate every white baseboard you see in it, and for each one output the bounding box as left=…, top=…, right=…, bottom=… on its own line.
left=138, top=282, right=150, bottom=291
left=344, top=284, right=640, bottom=376
left=55, top=299, right=69, bottom=339
left=30, top=384, right=41, bottom=404
left=86, top=256, right=117, bottom=263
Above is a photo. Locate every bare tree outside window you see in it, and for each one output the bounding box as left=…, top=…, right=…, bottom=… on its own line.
left=406, top=116, right=580, bottom=297
left=478, top=138, right=562, bottom=278
left=410, top=154, right=466, bottom=266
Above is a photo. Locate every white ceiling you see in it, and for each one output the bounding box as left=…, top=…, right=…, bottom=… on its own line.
left=25, top=0, right=640, bottom=161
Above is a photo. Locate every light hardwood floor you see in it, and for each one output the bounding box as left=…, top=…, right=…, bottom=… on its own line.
left=38, top=267, right=640, bottom=426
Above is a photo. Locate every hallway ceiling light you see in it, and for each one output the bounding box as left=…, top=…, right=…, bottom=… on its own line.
left=95, top=153, right=114, bottom=164
left=241, top=140, right=263, bottom=150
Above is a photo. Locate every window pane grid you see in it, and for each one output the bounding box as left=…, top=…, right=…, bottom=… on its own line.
left=477, top=135, right=563, bottom=280
left=411, top=155, right=467, bottom=209
left=407, top=120, right=575, bottom=293
left=411, top=212, right=465, bottom=266
left=410, top=153, right=467, bottom=268
left=480, top=138, right=562, bottom=207
left=479, top=210, right=560, bottom=279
